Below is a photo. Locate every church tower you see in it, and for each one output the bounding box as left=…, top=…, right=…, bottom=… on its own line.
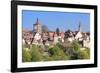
left=78, top=22, right=82, bottom=32
left=33, top=18, right=42, bottom=34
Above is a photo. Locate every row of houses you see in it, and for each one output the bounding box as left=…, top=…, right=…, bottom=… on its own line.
left=22, top=18, right=90, bottom=48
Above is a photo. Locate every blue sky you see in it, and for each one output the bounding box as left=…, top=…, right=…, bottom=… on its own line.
left=22, top=10, right=90, bottom=32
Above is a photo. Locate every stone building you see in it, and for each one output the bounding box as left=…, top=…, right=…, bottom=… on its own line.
left=75, top=22, right=83, bottom=40
left=22, top=29, right=33, bottom=44
left=22, top=19, right=90, bottom=48
left=33, top=18, right=42, bottom=34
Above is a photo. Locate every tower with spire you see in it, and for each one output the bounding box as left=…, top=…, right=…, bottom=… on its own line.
left=33, top=18, right=42, bottom=34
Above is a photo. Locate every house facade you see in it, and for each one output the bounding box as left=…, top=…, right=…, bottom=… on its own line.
left=22, top=19, right=90, bottom=48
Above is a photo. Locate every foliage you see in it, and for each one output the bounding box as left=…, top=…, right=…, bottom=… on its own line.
left=65, top=40, right=81, bottom=60
left=78, top=48, right=90, bottom=59
left=42, top=54, right=52, bottom=61
left=71, top=40, right=80, bottom=52
left=22, top=48, right=32, bottom=62
left=22, top=40, right=90, bottom=62
left=30, top=45, right=43, bottom=61
left=48, top=44, right=69, bottom=60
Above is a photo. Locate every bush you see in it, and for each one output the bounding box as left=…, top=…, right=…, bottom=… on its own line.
left=56, top=43, right=64, bottom=50
left=30, top=45, right=43, bottom=61
left=67, top=41, right=81, bottom=60
left=78, top=48, right=90, bottom=59
left=22, top=40, right=89, bottom=62
left=48, top=45, right=69, bottom=60
left=71, top=40, right=80, bottom=52
left=22, top=48, right=32, bottom=62
left=42, top=55, right=53, bottom=61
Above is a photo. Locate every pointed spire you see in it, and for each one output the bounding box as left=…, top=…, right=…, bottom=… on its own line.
left=37, top=18, right=39, bottom=22
left=36, top=18, right=39, bottom=24
left=78, top=21, right=82, bottom=32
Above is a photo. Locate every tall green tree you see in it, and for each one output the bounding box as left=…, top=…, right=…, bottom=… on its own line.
left=30, top=45, right=43, bottom=61
left=68, top=41, right=81, bottom=60
left=22, top=48, right=32, bottom=62
left=78, top=48, right=90, bottom=59
left=72, top=40, right=80, bottom=52
left=48, top=44, right=69, bottom=60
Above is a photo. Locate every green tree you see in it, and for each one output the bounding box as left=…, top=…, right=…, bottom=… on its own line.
left=71, top=40, right=80, bottom=52
left=22, top=48, right=32, bottom=62
left=68, top=41, right=81, bottom=60
left=48, top=44, right=69, bottom=60
left=42, top=54, right=52, bottom=61
left=78, top=48, right=90, bottom=59
left=30, top=45, right=43, bottom=61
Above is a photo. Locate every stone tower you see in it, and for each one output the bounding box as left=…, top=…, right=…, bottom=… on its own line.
left=33, top=18, right=42, bottom=34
